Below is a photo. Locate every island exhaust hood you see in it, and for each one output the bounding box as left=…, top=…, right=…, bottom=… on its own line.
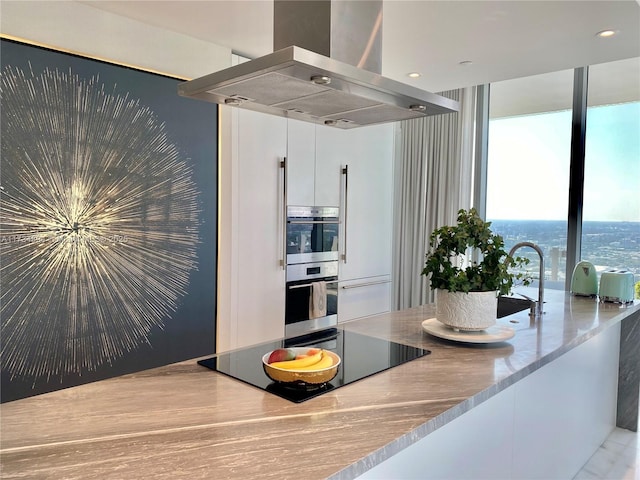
left=178, top=1, right=459, bottom=128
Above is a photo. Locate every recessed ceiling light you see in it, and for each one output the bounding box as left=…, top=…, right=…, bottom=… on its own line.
left=596, top=29, right=617, bottom=38
left=407, top=72, right=421, bottom=78
left=458, top=60, right=473, bottom=66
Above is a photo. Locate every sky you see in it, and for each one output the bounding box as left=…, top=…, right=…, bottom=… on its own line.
left=486, top=102, right=640, bottom=222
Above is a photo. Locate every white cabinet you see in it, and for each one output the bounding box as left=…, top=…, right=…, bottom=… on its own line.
left=335, top=124, right=394, bottom=322
left=286, top=119, right=343, bottom=208
left=338, top=275, right=392, bottom=322
left=291, top=122, right=394, bottom=322
left=217, top=107, right=287, bottom=352
left=338, top=124, right=394, bottom=280
left=219, top=114, right=394, bottom=348
left=286, top=119, right=315, bottom=207
left=314, top=125, right=345, bottom=207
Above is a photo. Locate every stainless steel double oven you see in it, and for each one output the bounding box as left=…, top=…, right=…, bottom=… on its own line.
left=285, top=206, right=339, bottom=339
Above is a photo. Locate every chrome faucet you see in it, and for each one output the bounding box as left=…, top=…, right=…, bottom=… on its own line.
left=508, top=242, right=545, bottom=318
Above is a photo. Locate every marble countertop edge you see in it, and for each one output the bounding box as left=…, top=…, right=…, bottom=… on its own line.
left=0, top=395, right=469, bottom=455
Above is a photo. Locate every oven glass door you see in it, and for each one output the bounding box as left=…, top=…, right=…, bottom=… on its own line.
left=285, top=277, right=338, bottom=325
left=286, top=206, right=339, bottom=264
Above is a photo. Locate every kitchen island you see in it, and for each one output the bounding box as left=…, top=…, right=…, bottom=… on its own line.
left=1, top=289, right=638, bottom=479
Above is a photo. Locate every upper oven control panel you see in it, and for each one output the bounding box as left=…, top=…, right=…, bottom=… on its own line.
left=287, top=206, right=339, bottom=219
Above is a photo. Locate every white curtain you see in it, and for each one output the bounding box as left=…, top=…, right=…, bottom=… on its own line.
left=392, top=87, right=476, bottom=309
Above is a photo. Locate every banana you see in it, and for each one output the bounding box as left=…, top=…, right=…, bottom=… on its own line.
left=270, top=349, right=323, bottom=369
left=295, top=352, right=334, bottom=370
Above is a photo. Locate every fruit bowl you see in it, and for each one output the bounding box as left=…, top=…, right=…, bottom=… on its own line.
left=262, top=347, right=341, bottom=386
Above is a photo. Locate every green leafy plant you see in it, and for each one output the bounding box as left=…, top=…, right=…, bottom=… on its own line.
left=421, top=208, right=530, bottom=295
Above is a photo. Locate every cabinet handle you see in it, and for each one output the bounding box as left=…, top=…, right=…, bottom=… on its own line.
left=280, top=157, right=287, bottom=270
left=341, top=279, right=391, bottom=290
left=341, top=165, right=349, bottom=263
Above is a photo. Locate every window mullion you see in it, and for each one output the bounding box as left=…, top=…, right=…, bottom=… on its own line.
left=565, top=66, right=589, bottom=289
left=473, top=84, right=490, bottom=218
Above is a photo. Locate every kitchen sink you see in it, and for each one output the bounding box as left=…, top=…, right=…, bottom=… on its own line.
left=497, top=296, right=531, bottom=318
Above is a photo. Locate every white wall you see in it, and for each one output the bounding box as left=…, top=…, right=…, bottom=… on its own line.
left=0, top=0, right=231, bottom=78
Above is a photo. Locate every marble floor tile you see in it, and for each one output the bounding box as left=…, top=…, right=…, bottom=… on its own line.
left=573, top=427, right=639, bottom=480
left=608, top=428, right=638, bottom=448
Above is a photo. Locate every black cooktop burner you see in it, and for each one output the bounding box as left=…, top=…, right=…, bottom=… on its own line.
left=198, top=328, right=430, bottom=403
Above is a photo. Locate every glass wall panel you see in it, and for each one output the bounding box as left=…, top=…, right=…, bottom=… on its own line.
left=583, top=57, right=640, bottom=287
left=486, top=69, right=574, bottom=289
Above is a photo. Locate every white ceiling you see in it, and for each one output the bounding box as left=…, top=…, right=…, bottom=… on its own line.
left=78, top=0, right=640, bottom=94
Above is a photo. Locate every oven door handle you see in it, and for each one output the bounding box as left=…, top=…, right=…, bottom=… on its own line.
left=288, top=280, right=339, bottom=290
left=287, top=220, right=340, bottom=225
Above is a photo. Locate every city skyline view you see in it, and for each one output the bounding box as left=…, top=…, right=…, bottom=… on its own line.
left=488, top=219, right=639, bottom=287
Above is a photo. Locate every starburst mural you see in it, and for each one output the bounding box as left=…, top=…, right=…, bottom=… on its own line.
left=1, top=64, right=202, bottom=381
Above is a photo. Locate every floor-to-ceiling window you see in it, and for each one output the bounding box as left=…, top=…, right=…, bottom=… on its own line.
left=486, top=69, right=574, bottom=289
left=485, top=57, right=640, bottom=291
left=583, top=57, right=640, bottom=280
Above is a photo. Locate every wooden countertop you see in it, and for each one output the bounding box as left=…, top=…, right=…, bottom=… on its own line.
left=1, top=290, right=638, bottom=479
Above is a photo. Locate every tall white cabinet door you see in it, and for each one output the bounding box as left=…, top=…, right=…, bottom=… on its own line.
left=336, top=124, right=394, bottom=322
left=314, top=125, right=346, bottom=207
left=339, top=124, right=394, bottom=280
left=218, top=108, right=287, bottom=352
left=236, top=110, right=287, bottom=347
left=286, top=119, right=315, bottom=207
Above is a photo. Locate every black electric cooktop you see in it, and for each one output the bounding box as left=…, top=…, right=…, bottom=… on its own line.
left=198, top=328, right=431, bottom=403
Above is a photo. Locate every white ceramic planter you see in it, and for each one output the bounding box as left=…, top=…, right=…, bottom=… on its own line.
left=435, top=289, right=498, bottom=331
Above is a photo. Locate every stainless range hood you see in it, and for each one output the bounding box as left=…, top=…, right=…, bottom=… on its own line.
left=178, top=1, right=459, bottom=128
